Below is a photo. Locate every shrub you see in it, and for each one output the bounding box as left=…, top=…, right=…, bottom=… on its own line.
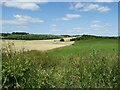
left=2, top=39, right=119, bottom=89
left=60, top=38, right=65, bottom=42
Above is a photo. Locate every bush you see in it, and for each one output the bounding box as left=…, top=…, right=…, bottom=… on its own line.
left=2, top=39, right=119, bottom=89
left=60, top=38, right=65, bottom=42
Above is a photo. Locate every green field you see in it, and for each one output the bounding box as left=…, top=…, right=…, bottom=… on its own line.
left=2, top=38, right=119, bottom=89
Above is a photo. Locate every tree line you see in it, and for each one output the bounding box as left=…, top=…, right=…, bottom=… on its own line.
left=1, top=32, right=62, bottom=40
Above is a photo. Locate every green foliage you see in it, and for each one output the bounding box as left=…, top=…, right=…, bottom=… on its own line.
left=2, top=38, right=119, bottom=89
left=2, top=34, right=62, bottom=40
left=60, top=38, right=65, bottom=42
left=70, top=35, right=118, bottom=41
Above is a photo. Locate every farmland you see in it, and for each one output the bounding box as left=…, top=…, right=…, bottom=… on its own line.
left=1, top=1, right=119, bottom=89
left=2, top=39, right=74, bottom=51
left=1, top=36, right=119, bottom=89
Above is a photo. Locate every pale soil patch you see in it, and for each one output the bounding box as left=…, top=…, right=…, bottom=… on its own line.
left=2, top=38, right=75, bottom=51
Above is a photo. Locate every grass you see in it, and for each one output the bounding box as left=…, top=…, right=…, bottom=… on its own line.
left=2, top=38, right=119, bottom=89
left=48, top=38, right=118, bottom=57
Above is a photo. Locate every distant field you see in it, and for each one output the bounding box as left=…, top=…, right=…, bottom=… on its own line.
left=2, top=38, right=119, bottom=89
left=2, top=37, right=75, bottom=51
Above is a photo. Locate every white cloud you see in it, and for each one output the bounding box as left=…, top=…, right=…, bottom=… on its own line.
left=51, top=29, right=60, bottom=32
left=70, top=3, right=110, bottom=13
left=2, top=0, right=48, bottom=2
left=2, top=14, right=44, bottom=25
left=92, top=20, right=101, bottom=24
left=4, top=2, right=39, bottom=10
left=73, top=27, right=83, bottom=30
left=90, top=24, right=102, bottom=29
left=73, top=27, right=85, bottom=33
left=72, top=27, right=87, bottom=34
left=1, top=1, right=112, bottom=11
left=1, top=0, right=118, bottom=3
left=51, top=24, right=57, bottom=27
left=90, top=21, right=110, bottom=31
left=62, top=14, right=81, bottom=21
left=2, top=0, right=48, bottom=10
left=88, top=21, right=113, bottom=35
left=1, top=0, right=115, bottom=2
left=98, top=6, right=110, bottom=12
left=94, top=0, right=113, bottom=2
left=72, top=20, right=111, bottom=35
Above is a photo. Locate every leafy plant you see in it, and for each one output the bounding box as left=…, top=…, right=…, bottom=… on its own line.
left=2, top=38, right=119, bottom=89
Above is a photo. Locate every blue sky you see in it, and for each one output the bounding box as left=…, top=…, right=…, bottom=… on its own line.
left=1, top=2, right=118, bottom=36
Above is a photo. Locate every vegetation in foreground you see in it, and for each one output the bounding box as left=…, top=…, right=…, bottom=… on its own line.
left=2, top=37, right=119, bottom=89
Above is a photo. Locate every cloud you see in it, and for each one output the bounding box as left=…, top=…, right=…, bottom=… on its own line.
left=51, top=29, right=61, bottom=35
left=1, top=0, right=118, bottom=3
left=61, top=14, right=81, bottom=21
left=97, top=6, right=110, bottom=12
left=73, top=27, right=83, bottom=30
left=94, top=0, right=113, bottom=2
left=51, top=24, right=57, bottom=27
left=4, top=2, right=39, bottom=10
left=1, top=0, right=115, bottom=2
left=2, top=14, right=44, bottom=25
left=70, top=3, right=110, bottom=13
left=2, top=0, right=48, bottom=10
left=72, top=20, right=111, bottom=35
left=91, top=20, right=101, bottom=24
left=73, top=27, right=87, bottom=34
left=51, top=29, right=60, bottom=32
left=88, top=21, right=114, bottom=35
left=90, top=21, right=110, bottom=31
left=2, top=1, right=112, bottom=11
left=2, top=0, right=48, bottom=2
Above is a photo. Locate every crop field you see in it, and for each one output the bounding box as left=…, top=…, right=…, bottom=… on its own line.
left=2, top=38, right=74, bottom=51
left=1, top=37, right=119, bottom=89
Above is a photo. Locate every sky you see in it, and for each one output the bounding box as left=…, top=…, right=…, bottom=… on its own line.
left=0, top=1, right=118, bottom=36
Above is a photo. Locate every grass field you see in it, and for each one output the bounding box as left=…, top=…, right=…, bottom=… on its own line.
left=2, top=38, right=119, bottom=89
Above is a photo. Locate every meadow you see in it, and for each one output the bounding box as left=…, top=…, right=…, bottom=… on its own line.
left=1, top=37, right=119, bottom=89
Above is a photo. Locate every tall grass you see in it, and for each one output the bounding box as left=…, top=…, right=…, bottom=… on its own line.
left=2, top=39, right=119, bottom=89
